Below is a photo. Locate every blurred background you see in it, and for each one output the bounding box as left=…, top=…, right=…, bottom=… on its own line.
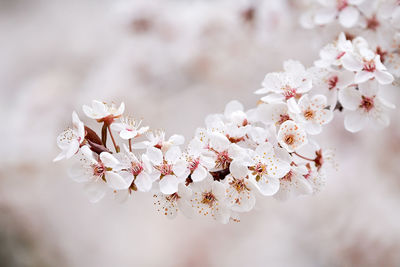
left=1, top=0, right=400, bottom=266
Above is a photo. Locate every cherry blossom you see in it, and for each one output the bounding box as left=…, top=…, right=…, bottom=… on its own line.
left=274, top=164, right=313, bottom=201
left=297, top=94, right=333, bottom=135
left=189, top=177, right=230, bottom=223
left=277, top=120, right=308, bottom=153
left=338, top=80, right=395, bottom=132
left=153, top=183, right=193, bottom=219
left=146, top=146, right=188, bottom=194
left=54, top=111, right=85, bottom=162
left=313, top=0, right=365, bottom=28
left=111, top=116, right=149, bottom=140
left=82, top=100, right=125, bottom=122
left=248, top=143, right=291, bottom=196
left=342, top=48, right=394, bottom=84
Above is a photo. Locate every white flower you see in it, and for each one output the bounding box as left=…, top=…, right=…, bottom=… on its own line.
left=297, top=94, right=333, bottom=135
left=338, top=81, right=395, bottom=132
left=257, top=102, right=294, bottom=127
left=153, top=183, right=193, bottom=219
left=314, top=0, right=365, bottom=28
left=274, top=164, right=313, bottom=200
left=184, top=138, right=214, bottom=182
left=314, top=33, right=353, bottom=68
left=223, top=172, right=256, bottom=212
left=134, top=130, right=184, bottom=153
left=203, top=132, right=249, bottom=172
left=248, top=143, right=291, bottom=196
left=146, top=146, right=188, bottom=194
left=111, top=117, right=149, bottom=140
left=189, top=177, right=230, bottom=223
left=69, top=146, right=130, bottom=202
left=310, top=67, right=355, bottom=108
left=82, top=100, right=125, bottom=121
left=54, top=111, right=85, bottom=162
left=342, top=48, right=394, bottom=84
left=277, top=120, right=308, bottom=152
left=255, top=60, right=312, bottom=114
left=117, top=146, right=154, bottom=192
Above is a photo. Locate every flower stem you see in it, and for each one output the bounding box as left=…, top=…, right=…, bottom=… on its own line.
left=293, top=152, right=314, bottom=162
left=101, top=123, right=108, bottom=147
left=129, top=139, right=132, bottom=152
left=107, top=126, right=120, bottom=152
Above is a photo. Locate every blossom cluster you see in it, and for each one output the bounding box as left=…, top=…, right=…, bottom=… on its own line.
left=54, top=30, right=397, bottom=223
left=300, top=0, right=400, bottom=78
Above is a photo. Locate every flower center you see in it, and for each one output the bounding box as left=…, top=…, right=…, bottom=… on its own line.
left=166, top=193, right=180, bottom=202
left=328, top=76, right=338, bottom=90
left=155, top=163, right=173, bottom=176
left=363, top=60, right=376, bottom=72
left=229, top=178, right=249, bottom=193
left=215, top=150, right=232, bottom=169
left=93, top=163, right=105, bottom=177
left=282, top=170, right=293, bottom=182
left=189, top=158, right=200, bottom=172
left=366, top=15, right=380, bottom=31
left=278, top=114, right=290, bottom=125
left=282, top=86, right=297, bottom=100
left=304, top=109, right=315, bottom=120
left=284, top=134, right=295, bottom=145
left=131, top=161, right=144, bottom=176
left=337, top=0, right=348, bottom=11
left=360, top=95, right=374, bottom=112
left=201, top=192, right=217, bottom=207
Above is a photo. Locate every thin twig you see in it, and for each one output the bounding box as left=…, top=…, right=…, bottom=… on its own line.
left=293, top=152, right=314, bottom=162
left=108, top=126, right=119, bottom=152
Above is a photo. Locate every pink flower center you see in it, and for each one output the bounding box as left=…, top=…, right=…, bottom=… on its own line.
left=215, top=150, right=232, bottom=169
left=155, top=163, right=173, bottom=176
left=282, top=170, right=293, bottom=182
left=93, top=162, right=105, bottom=177
left=283, top=86, right=297, bottom=100
left=229, top=178, right=249, bottom=193
left=131, top=161, right=144, bottom=176
left=337, top=0, right=348, bottom=11
left=189, top=158, right=200, bottom=172
left=328, top=76, right=339, bottom=90
left=201, top=192, right=217, bottom=207
left=363, top=60, right=376, bottom=72
left=336, top=51, right=346, bottom=60
left=360, top=95, right=375, bottom=112
left=278, top=114, right=290, bottom=125
left=366, top=15, right=380, bottom=31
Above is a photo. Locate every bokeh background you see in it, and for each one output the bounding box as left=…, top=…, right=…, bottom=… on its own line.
left=1, top=0, right=400, bottom=266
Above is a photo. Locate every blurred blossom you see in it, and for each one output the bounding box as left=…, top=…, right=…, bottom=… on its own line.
left=1, top=0, right=400, bottom=266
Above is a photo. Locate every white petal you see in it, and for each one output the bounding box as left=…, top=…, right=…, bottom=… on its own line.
left=106, top=172, right=129, bottom=190
left=65, top=140, right=80, bottom=159
left=146, top=147, right=163, bottom=165
left=212, top=181, right=226, bottom=200
left=172, top=160, right=188, bottom=177
left=258, top=177, right=280, bottom=196
left=165, top=146, right=181, bottom=164
left=224, top=100, right=244, bottom=119
left=100, top=152, right=120, bottom=168
left=304, top=122, right=322, bottom=135
left=168, top=134, right=185, bottom=146
left=82, top=105, right=94, bottom=119
left=339, top=6, right=359, bottom=28
left=338, top=86, right=361, bottom=110
left=135, top=172, right=153, bottom=192
left=119, top=129, right=136, bottom=140
left=84, top=182, right=107, bottom=203
left=191, top=165, right=208, bottom=182
left=375, top=70, right=394, bottom=85
left=159, top=175, right=179, bottom=194
left=354, top=71, right=374, bottom=84
left=314, top=8, right=336, bottom=25
left=342, top=54, right=363, bottom=71
left=209, top=132, right=230, bottom=152
left=229, top=160, right=248, bottom=178
left=287, top=98, right=301, bottom=114
left=344, top=111, right=368, bottom=132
